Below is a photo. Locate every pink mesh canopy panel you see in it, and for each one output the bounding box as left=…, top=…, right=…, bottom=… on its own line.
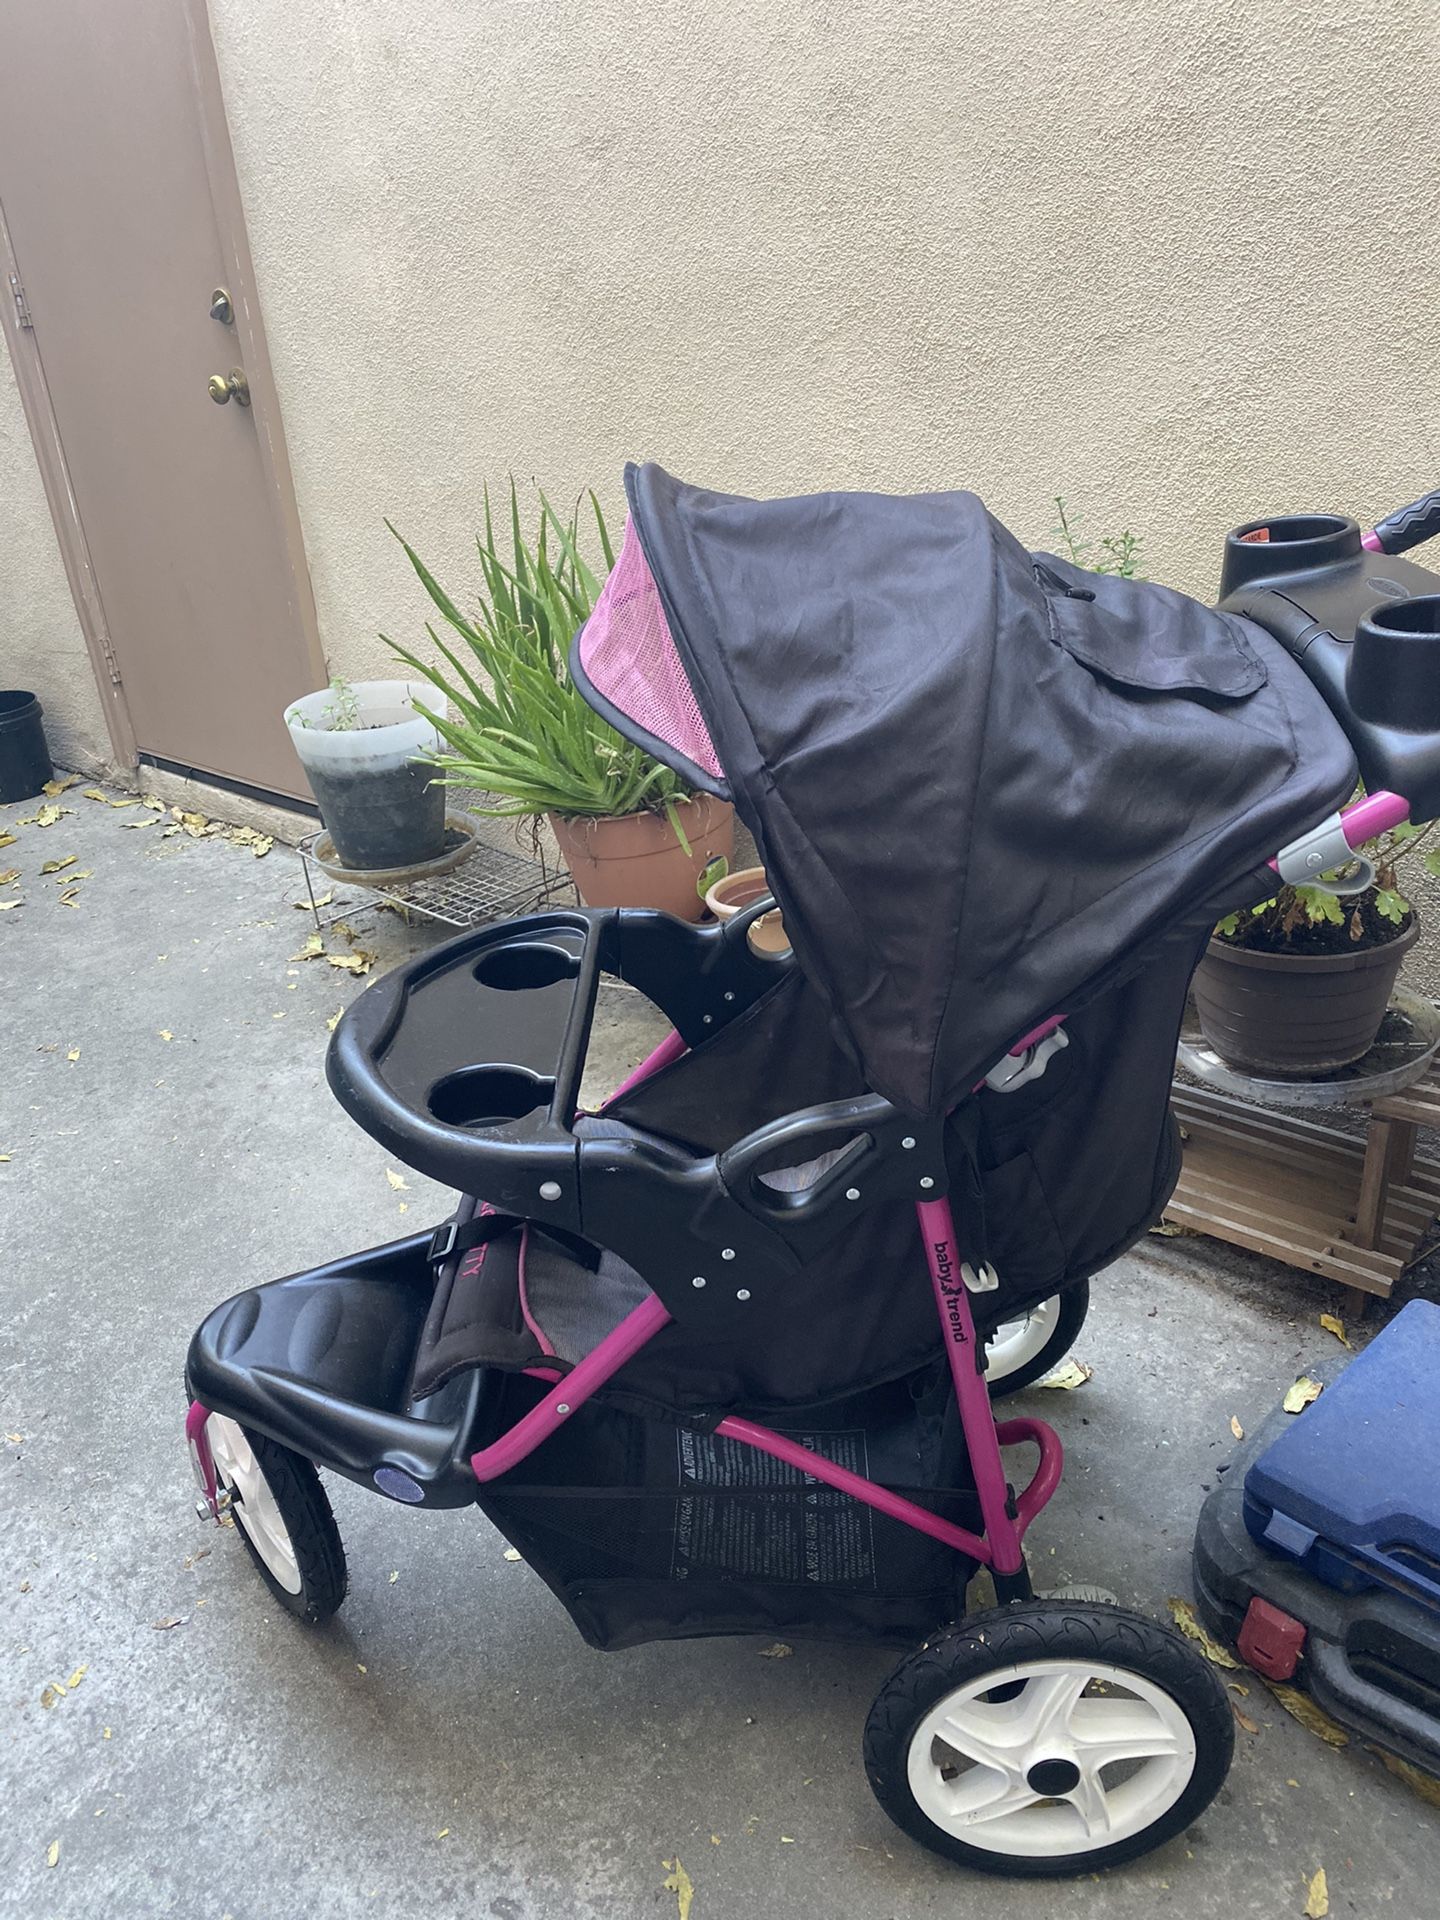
left=576, top=517, right=725, bottom=784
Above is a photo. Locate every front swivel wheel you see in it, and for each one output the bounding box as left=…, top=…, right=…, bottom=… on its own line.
left=864, top=1600, right=1233, bottom=1876
left=206, top=1414, right=347, bottom=1624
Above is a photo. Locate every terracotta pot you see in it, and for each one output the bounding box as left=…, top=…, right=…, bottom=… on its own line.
left=1192, top=916, right=1419, bottom=1078
left=549, top=795, right=734, bottom=920
left=703, top=864, right=790, bottom=954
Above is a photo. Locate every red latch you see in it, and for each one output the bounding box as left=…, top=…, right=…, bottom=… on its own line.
left=1237, top=1596, right=1307, bottom=1680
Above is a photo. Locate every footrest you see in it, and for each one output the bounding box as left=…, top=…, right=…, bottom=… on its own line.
left=185, top=1232, right=491, bottom=1509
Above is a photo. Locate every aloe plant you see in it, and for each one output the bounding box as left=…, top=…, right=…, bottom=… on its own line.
left=384, top=484, right=695, bottom=825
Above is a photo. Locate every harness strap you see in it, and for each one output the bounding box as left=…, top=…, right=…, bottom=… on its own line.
left=428, top=1212, right=602, bottom=1272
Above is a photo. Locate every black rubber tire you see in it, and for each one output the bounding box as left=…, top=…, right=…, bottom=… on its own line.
left=985, top=1281, right=1090, bottom=1398
left=220, top=1424, right=348, bottom=1625
left=863, top=1600, right=1233, bottom=1877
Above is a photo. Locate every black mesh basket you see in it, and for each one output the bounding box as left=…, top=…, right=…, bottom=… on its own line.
left=476, top=1366, right=979, bottom=1650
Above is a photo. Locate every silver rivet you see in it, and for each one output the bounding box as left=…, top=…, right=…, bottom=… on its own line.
left=920, top=1176, right=935, bottom=1190
left=845, top=1187, right=861, bottom=1201
left=736, top=1288, right=751, bottom=1301
left=723, top=991, right=735, bottom=1002
left=702, top=1014, right=713, bottom=1024
left=539, top=1180, right=562, bottom=1201
left=556, top=1403, right=571, bottom=1415
left=901, top=1136, right=916, bottom=1150
left=692, top=1276, right=707, bottom=1288
left=721, top=1248, right=736, bottom=1260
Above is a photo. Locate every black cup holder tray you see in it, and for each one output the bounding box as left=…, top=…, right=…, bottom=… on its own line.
left=325, top=906, right=944, bottom=1328
left=1219, top=515, right=1440, bottom=820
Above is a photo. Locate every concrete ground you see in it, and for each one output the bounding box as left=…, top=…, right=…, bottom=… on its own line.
left=4, top=781, right=1440, bottom=1920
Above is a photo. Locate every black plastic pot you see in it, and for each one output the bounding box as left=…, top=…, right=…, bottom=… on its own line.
left=1193, top=918, right=1419, bottom=1078
left=0, top=690, right=55, bottom=802
left=304, top=758, right=446, bottom=871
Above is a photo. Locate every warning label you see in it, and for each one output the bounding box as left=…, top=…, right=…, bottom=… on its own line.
left=671, top=1428, right=876, bottom=1588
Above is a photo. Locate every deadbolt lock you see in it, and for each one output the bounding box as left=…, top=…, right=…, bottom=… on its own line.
left=207, top=368, right=251, bottom=407
left=209, top=287, right=234, bottom=325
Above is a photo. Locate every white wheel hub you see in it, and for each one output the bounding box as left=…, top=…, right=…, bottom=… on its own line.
left=984, top=1295, right=1063, bottom=1384
left=908, top=1657, right=1196, bottom=1859
left=206, top=1415, right=303, bottom=1595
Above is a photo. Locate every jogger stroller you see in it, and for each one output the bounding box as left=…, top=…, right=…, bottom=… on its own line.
left=186, top=469, right=1440, bottom=1875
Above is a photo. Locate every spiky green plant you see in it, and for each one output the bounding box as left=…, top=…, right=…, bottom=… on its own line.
left=384, top=484, right=694, bottom=828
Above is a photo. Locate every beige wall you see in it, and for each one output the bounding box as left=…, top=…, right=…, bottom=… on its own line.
left=0, top=347, right=114, bottom=772
left=206, top=0, right=1440, bottom=684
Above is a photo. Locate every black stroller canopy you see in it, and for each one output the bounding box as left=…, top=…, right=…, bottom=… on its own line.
left=573, top=462, right=1358, bottom=1115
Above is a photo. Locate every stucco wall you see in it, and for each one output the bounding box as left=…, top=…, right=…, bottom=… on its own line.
left=0, top=348, right=114, bottom=773
left=206, top=0, right=1436, bottom=683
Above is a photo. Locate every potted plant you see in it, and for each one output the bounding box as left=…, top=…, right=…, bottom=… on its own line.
left=284, top=675, right=448, bottom=873
left=1192, top=815, right=1433, bottom=1077
left=699, top=856, right=790, bottom=953
left=384, top=486, right=732, bottom=920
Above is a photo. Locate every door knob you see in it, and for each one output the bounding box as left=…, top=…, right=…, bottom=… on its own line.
left=209, top=286, right=234, bottom=325
left=207, top=369, right=251, bottom=406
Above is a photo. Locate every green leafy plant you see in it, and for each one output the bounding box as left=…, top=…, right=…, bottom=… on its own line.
left=697, top=854, right=729, bottom=900
left=1052, top=498, right=1143, bottom=579
left=1215, top=814, right=1439, bottom=952
left=384, top=485, right=695, bottom=833
left=286, top=674, right=362, bottom=732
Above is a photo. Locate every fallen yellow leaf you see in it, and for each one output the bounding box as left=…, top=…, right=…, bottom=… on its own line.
left=42, top=775, right=79, bottom=796
left=0, top=868, right=19, bottom=885
left=158, top=1030, right=172, bottom=1042
left=326, top=1008, right=344, bottom=1032
left=83, top=788, right=107, bottom=802
left=1231, top=1700, right=1259, bottom=1734
left=386, top=1168, right=409, bottom=1191
left=141, top=793, right=165, bottom=810
left=65, top=1665, right=87, bottom=1690
left=1167, top=1597, right=1241, bottom=1669
left=1319, top=1313, right=1353, bottom=1350
left=0, top=831, right=14, bottom=848
left=290, top=934, right=325, bottom=962
left=1230, top=1415, right=1244, bottom=1441
left=107, top=798, right=136, bottom=809
left=662, top=1858, right=694, bottom=1920
left=1304, top=1866, right=1329, bottom=1917
left=46, top=1840, right=59, bottom=1869
left=40, top=855, right=76, bottom=874
left=25, top=805, right=68, bottom=826
left=1037, top=1357, right=1093, bottom=1389
left=1283, top=1376, right=1324, bottom=1415
left=0, top=898, right=22, bottom=911
left=58, top=890, right=81, bottom=907
left=119, top=817, right=155, bottom=829
left=328, top=950, right=375, bottom=975
left=1370, top=1746, right=1440, bottom=1808
left=295, top=889, right=335, bottom=909
left=41, top=1684, right=63, bottom=1708
left=66, top=1048, right=80, bottom=1063
left=436, top=1828, right=450, bottom=1840
left=502, top=1548, right=522, bottom=1562
left=1148, top=1218, right=1191, bottom=1237
left=1267, top=1684, right=1348, bottom=1747
left=758, top=1641, right=793, bottom=1659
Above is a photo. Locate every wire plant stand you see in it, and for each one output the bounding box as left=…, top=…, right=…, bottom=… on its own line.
left=298, top=806, right=574, bottom=935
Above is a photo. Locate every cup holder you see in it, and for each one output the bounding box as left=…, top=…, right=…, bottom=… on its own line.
left=428, top=1065, right=556, bottom=1129
left=1346, top=596, right=1440, bottom=731
left=473, top=942, right=581, bottom=992
left=1220, top=514, right=1361, bottom=598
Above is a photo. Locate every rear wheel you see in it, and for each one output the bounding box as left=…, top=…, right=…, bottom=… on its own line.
left=984, top=1282, right=1089, bottom=1397
left=864, top=1600, right=1233, bottom=1876
left=207, top=1414, right=347, bottom=1624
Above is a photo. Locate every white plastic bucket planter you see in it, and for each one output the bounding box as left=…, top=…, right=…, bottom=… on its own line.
left=284, top=680, right=447, bottom=871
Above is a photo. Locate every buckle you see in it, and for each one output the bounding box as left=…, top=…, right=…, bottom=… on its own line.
left=429, top=1221, right=459, bottom=1265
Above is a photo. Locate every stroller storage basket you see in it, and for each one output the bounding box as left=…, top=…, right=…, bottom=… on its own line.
left=477, top=1368, right=979, bottom=1650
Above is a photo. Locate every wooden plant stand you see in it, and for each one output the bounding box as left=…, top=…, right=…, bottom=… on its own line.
left=1168, top=1063, right=1440, bottom=1317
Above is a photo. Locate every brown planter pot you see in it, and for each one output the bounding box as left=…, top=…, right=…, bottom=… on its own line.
left=703, top=864, right=791, bottom=953
left=549, top=795, right=734, bottom=920
left=1192, top=916, right=1419, bottom=1078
